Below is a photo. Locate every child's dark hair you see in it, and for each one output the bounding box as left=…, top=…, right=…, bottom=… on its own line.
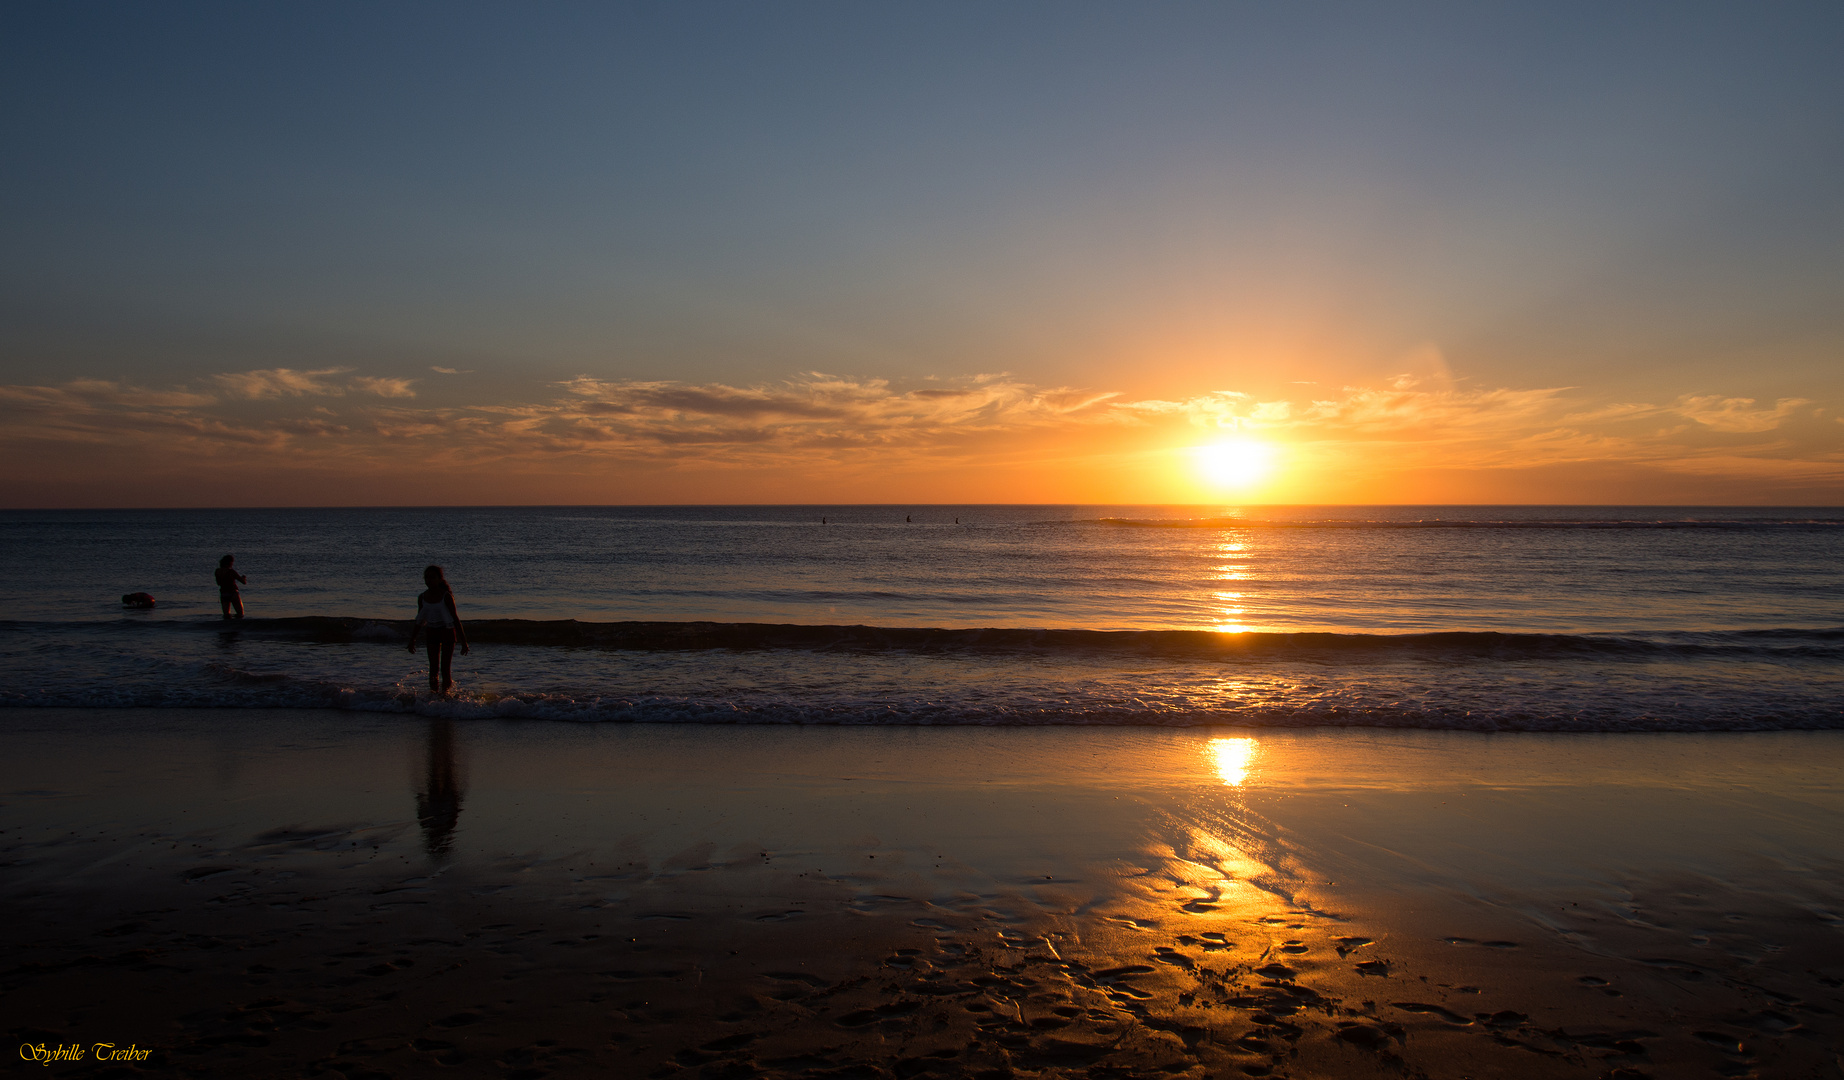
left=423, top=565, right=451, bottom=598
left=220, top=554, right=235, bottom=567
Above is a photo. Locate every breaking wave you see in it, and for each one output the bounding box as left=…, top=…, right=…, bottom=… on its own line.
left=76, top=616, right=1844, bottom=663
left=0, top=617, right=1837, bottom=732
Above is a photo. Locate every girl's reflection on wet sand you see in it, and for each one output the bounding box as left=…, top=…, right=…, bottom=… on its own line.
left=415, top=719, right=462, bottom=860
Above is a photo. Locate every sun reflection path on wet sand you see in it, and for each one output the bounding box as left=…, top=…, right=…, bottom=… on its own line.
left=1207, top=735, right=1257, bottom=786
left=1057, top=727, right=1844, bottom=1078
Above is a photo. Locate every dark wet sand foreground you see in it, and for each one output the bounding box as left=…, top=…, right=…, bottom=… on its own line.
left=4, top=711, right=1841, bottom=1079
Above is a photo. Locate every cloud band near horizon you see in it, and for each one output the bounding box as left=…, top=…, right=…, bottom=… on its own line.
left=0, top=366, right=1836, bottom=508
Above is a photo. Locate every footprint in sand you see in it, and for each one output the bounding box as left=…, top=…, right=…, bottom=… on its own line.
left=1692, top=1030, right=1748, bottom=1056
left=435, top=1011, right=482, bottom=1028
left=1479, top=1010, right=1528, bottom=1029
left=834, top=1001, right=921, bottom=1028
left=1739, top=1010, right=1800, bottom=1034
left=883, top=949, right=924, bottom=970
left=1090, top=964, right=1157, bottom=999
left=1335, top=1022, right=1398, bottom=1047
left=599, top=968, right=690, bottom=981
left=1390, top=1002, right=1472, bottom=1024
left=1152, top=946, right=1196, bottom=970
left=1334, top=935, right=1374, bottom=956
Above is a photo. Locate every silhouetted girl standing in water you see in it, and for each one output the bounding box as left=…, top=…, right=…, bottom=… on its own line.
left=407, top=565, right=469, bottom=695
left=215, top=554, right=247, bottom=620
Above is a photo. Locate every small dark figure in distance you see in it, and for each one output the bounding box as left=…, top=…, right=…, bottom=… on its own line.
left=121, top=592, right=156, bottom=609
left=407, top=565, right=469, bottom=695
left=214, top=555, right=247, bottom=620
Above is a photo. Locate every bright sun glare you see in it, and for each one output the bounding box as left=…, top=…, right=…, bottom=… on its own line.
left=1208, top=737, right=1256, bottom=786
left=1194, top=439, right=1275, bottom=488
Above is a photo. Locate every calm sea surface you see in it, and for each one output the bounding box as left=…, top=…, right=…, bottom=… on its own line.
left=1, top=505, right=1838, bottom=729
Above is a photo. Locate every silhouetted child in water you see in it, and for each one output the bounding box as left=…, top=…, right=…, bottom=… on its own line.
left=214, top=555, right=247, bottom=620
left=407, top=565, right=469, bottom=695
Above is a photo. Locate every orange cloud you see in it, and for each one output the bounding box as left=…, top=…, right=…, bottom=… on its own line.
left=1671, top=395, right=1809, bottom=433
left=211, top=367, right=418, bottom=400
left=1564, top=395, right=1811, bottom=433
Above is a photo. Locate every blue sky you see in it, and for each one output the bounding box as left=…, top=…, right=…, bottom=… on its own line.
left=3, top=2, right=1841, bottom=504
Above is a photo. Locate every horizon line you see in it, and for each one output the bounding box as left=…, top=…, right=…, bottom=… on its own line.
left=3, top=502, right=1841, bottom=512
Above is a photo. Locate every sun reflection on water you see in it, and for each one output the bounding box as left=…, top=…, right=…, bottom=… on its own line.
left=1207, top=736, right=1257, bottom=786
left=1210, top=537, right=1255, bottom=633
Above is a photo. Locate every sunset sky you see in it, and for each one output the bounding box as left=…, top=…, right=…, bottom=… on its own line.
left=2, top=2, right=1841, bottom=506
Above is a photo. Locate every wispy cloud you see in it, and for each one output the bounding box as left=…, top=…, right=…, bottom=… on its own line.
left=212, top=367, right=417, bottom=400
left=1671, top=395, right=1808, bottom=433
left=349, top=376, right=418, bottom=399
left=213, top=367, right=352, bottom=399
left=556, top=373, right=1098, bottom=436
left=0, top=379, right=218, bottom=409
left=1564, top=395, right=1811, bottom=432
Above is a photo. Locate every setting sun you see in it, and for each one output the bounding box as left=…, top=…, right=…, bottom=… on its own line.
left=1194, top=439, right=1276, bottom=489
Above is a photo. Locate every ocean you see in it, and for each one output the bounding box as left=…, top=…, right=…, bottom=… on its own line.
left=1, top=504, right=1838, bottom=730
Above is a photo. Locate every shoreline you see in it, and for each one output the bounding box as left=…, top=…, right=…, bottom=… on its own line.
left=4, top=711, right=1841, bottom=1077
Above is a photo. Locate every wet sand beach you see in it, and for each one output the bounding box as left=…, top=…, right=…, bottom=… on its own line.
left=4, top=711, right=1841, bottom=1078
